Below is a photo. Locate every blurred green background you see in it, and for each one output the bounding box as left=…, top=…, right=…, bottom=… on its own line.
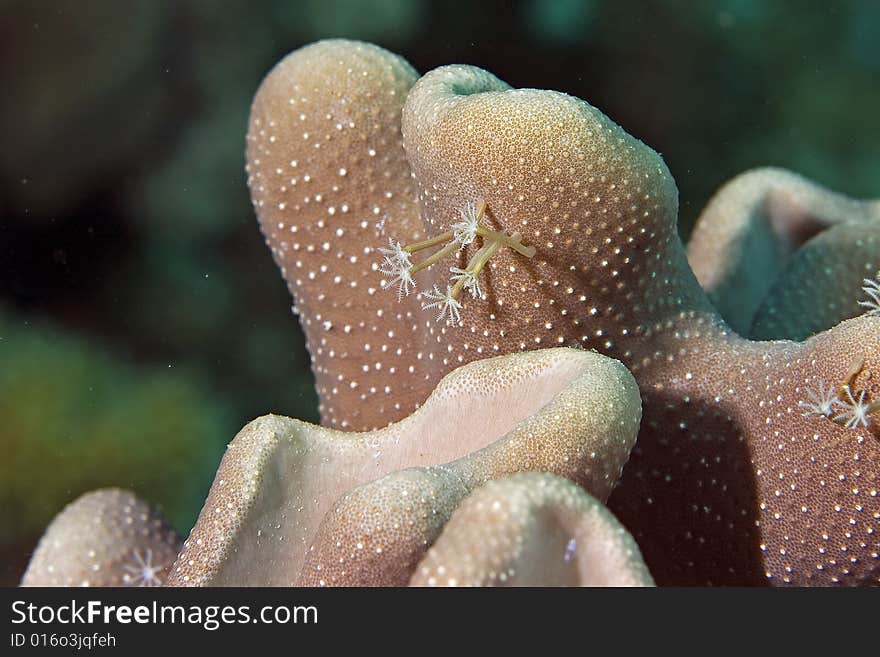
left=1, top=0, right=877, bottom=585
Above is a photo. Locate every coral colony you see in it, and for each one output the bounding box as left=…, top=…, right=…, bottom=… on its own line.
left=22, top=39, right=880, bottom=587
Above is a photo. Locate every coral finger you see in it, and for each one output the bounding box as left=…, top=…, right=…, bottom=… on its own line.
left=246, top=39, right=427, bottom=431
left=410, top=473, right=653, bottom=587
left=750, top=221, right=880, bottom=340
left=687, top=167, right=880, bottom=334
left=21, top=489, right=180, bottom=587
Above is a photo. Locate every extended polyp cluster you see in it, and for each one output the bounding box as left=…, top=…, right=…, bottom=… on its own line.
left=376, top=199, right=535, bottom=325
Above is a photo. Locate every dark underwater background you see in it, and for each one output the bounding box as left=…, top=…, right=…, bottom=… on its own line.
left=1, top=0, right=878, bottom=585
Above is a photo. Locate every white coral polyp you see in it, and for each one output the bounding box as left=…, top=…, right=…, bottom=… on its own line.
left=377, top=239, right=416, bottom=299
left=451, top=202, right=480, bottom=248
left=421, top=285, right=463, bottom=325
left=833, top=386, right=873, bottom=429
